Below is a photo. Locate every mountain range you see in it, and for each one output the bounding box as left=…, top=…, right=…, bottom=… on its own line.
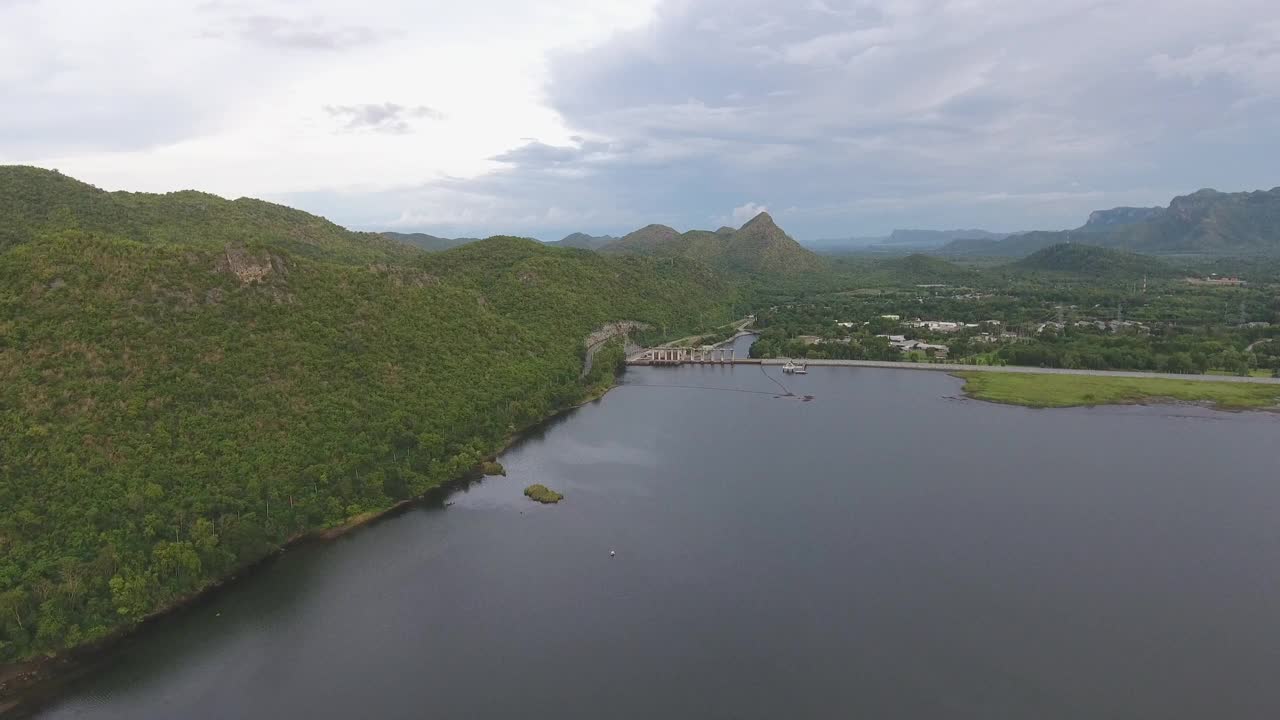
left=940, top=187, right=1280, bottom=257
left=598, top=212, right=825, bottom=275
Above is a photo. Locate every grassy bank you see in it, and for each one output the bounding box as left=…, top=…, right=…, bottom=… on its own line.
left=956, top=372, right=1280, bottom=411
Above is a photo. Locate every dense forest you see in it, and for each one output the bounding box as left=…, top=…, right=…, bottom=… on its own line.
left=0, top=168, right=734, bottom=664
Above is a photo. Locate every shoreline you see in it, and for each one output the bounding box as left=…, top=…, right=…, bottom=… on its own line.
left=0, top=375, right=624, bottom=715
left=950, top=370, right=1280, bottom=413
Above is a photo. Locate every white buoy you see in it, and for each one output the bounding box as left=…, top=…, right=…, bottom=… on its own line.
left=610, top=550, right=616, bottom=557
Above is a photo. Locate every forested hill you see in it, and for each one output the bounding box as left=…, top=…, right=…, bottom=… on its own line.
left=1011, top=244, right=1175, bottom=279
left=0, top=166, right=414, bottom=264
left=600, top=212, right=825, bottom=276
left=0, top=168, right=734, bottom=665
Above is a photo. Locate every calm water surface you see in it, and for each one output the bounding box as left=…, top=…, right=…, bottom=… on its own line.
left=25, top=341, right=1280, bottom=719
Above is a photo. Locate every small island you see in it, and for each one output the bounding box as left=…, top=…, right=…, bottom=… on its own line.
left=481, top=461, right=506, bottom=476
left=523, top=484, right=564, bottom=504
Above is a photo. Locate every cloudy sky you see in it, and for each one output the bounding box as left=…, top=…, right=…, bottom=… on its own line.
left=4, top=0, right=1278, bottom=240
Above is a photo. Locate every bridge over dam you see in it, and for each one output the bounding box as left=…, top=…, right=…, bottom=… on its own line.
left=627, top=346, right=760, bottom=366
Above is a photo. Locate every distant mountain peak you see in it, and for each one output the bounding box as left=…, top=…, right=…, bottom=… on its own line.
left=635, top=223, right=678, bottom=234
left=555, top=232, right=617, bottom=250
left=740, top=211, right=777, bottom=230
left=602, top=214, right=822, bottom=275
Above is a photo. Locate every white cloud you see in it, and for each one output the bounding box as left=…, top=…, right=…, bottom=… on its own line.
left=3, top=0, right=1278, bottom=239
left=0, top=0, right=660, bottom=194
left=323, top=103, right=444, bottom=134
left=730, top=202, right=769, bottom=224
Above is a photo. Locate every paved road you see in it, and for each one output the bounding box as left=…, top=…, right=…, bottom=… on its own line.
left=759, top=358, right=1280, bottom=384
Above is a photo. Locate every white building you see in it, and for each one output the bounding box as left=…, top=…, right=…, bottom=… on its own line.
left=911, top=320, right=962, bottom=332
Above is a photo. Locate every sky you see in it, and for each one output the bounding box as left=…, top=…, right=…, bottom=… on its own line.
left=3, top=0, right=1279, bottom=241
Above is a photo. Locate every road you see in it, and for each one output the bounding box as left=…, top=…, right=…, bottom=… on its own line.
left=657, top=316, right=755, bottom=349
left=759, top=358, right=1280, bottom=384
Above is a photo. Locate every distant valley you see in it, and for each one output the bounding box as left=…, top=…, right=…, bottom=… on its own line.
left=810, top=228, right=1012, bottom=252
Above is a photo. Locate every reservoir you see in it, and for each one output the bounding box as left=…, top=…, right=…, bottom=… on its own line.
left=22, top=340, right=1280, bottom=719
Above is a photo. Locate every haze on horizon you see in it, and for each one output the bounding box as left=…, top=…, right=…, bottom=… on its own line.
left=3, top=0, right=1278, bottom=241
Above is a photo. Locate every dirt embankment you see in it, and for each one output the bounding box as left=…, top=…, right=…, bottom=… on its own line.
left=581, top=321, right=650, bottom=377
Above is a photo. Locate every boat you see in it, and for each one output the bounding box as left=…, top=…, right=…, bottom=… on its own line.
left=782, top=360, right=808, bottom=374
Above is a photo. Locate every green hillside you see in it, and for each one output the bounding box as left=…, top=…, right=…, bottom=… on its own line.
left=0, top=166, right=413, bottom=264
left=0, top=168, right=733, bottom=664
left=600, top=224, right=681, bottom=255
left=877, top=253, right=977, bottom=284
left=601, top=213, right=824, bottom=276
left=1011, top=243, right=1173, bottom=279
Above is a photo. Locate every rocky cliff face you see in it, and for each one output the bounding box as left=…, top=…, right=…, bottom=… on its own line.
left=219, top=247, right=287, bottom=284
left=1083, top=206, right=1165, bottom=229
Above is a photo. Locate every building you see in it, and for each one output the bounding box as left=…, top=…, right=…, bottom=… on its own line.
left=880, top=336, right=949, bottom=357
left=898, top=340, right=949, bottom=357
left=911, top=320, right=962, bottom=333
left=797, top=335, right=822, bottom=346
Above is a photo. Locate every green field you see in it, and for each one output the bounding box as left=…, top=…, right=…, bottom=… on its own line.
left=1205, top=369, right=1274, bottom=378
left=956, top=372, right=1280, bottom=411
